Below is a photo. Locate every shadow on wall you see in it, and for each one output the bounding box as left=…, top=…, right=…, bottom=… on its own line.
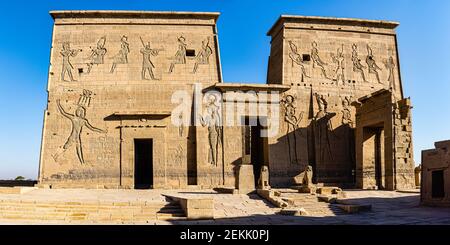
left=271, top=113, right=356, bottom=188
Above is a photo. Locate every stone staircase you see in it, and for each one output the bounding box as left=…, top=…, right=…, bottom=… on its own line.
left=0, top=199, right=186, bottom=223
left=280, top=191, right=347, bottom=216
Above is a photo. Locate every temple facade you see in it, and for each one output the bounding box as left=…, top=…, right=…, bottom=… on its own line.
left=38, top=11, right=416, bottom=190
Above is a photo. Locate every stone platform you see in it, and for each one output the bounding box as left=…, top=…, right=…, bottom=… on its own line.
left=0, top=188, right=449, bottom=224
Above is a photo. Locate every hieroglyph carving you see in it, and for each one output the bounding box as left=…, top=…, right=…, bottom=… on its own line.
left=311, top=41, right=329, bottom=79
left=193, top=37, right=213, bottom=73
left=351, top=44, right=367, bottom=82
left=140, top=37, right=162, bottom=80
left=110, top=35, right=130, bottom=73
left=169, top=36, right=187, bottom=73
left=200, top=94, right=222, bottom=166
left=288, top=40, right=310, bottom=80
left=174, top=144, right=184, bottom=165
left=281, top=95, right=303, bottom=164
left=53, top=90, right=107, bottom=164
left=60, top=42, right=81, bottom=82
left=86, top=36, right=107, bottom=73
left=366, top=45, right=382, bottom=84
left=331, top=44, right=345, bottom=85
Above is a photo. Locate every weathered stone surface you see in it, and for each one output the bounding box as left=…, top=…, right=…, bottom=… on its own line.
left=316, top=187, right=342, bottom=195
left=415, top=164, right=421, bottom=188
left=293, top=165, right=313, bottom=186
left=279, top=207, right=309, bottom=216
left=295, top=185, right=317, bottom=194
left=163, top=194, right=214, bottom=220
left=317, top=195, right=337, bottom=204
left=258, top=165, right=271, bottom=190
left=257, top=189, right=289, bottom=208
left=336, top=204, right=372, bottom=214
left=355, top=89, right=415, bottom=190
left=421, top=141, right=450, bottom=207
left=237, top=164, right=255, bottom=194
left=0, top=187, right=38, bottom=195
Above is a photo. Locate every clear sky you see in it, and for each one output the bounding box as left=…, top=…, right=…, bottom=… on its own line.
left=0, top=0, right=449, bottom=179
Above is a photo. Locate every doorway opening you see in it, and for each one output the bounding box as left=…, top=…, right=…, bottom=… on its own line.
left=431, top=170, right=445, bottom=198
left=134, top=139, right=153, bottom=189
left=362, top=126, right=385, bottom=189
left=243, top=117, right=268, bottom=187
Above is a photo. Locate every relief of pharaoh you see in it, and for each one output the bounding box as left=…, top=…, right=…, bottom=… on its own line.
left=200, top=94, right=222, bottom=166
left=169, top=35, right=187, bottom=73
left=60, top=42, right=81, bottom=82
left=53, top=92, right=107, bottom=164
left=110, top=35, right=130, bottom=73
left=86, top=36, right=107, bottom=73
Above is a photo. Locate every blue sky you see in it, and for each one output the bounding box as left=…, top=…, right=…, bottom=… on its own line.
left=0, top=0, right=449, bottom=179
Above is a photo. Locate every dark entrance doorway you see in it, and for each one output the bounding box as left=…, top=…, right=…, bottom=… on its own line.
left=432, top=170, right=445, bottom=198
left=374, top=130, right=382, bottom=189
left=134, top=139, right=153, bottom=189
left=243, top=117, right=267, bottom=186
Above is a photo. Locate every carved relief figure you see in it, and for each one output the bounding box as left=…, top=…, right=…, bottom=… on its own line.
left=331, top=44, right=345, bottom=85
left=53, top=90, right=107, bottom=164
left=193, top=37, right=213, bottom=73
left=60, top=42, right=81, bottom=82
left=341, top=96, right=355, bottom=168
left=366, top=45, right=382, bottom=84
left=86, top=36, right=107, bottom=73
left=110, top=35, right=130, bottom=73
left=351, top=44, right=367, bottom=82
left=281, top=95, right=303, bottom=164
left=311, top=41, right=329, bottom=79
left=200, top=94, right=222, bottom=166
left=178, top=113, right=184, bottom=137
left=341, top=96, right=353, bottom=126
left=314, top=93, right=334, bottom=162
left=169, top=36, right=187, bottom=73
left=140, top=37, right=162, bottom=80
left=315, top=93, right=328, bottom=119
left=384, top=56, right=396, bottom=89
left=288, top=40, right=310, bottom=80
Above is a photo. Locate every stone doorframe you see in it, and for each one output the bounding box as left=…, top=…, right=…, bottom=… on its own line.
left=120, top=126, right=167, bottom=189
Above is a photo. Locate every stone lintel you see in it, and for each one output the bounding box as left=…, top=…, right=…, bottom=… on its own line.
left=213, top=83, right=291, bottom=92
left=357, top=88, right=391, bottom=103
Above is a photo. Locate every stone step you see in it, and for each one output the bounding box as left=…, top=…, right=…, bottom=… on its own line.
left=0, top=199, right=186, bottom=223
left=0, top=201, right=170, bottom=207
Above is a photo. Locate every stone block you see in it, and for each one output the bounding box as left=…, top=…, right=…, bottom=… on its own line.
left=317, top=195, right=336, bottom=204
left=237, top=164, right=255, bottom=194
left=213, top=187, right=239, bottom=194
left=173, top=197, right=214, bottom=220
left=0, top=187, right=38, bottom=194
left=336, top=204, right=372, bottom=214
left=316, top=187, right=342, bottom=195
left=293, top=185, right=316, bottom=194
left=257, top=189, right=289, bottom=208
left=279, top=208, right=309, bottom=216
